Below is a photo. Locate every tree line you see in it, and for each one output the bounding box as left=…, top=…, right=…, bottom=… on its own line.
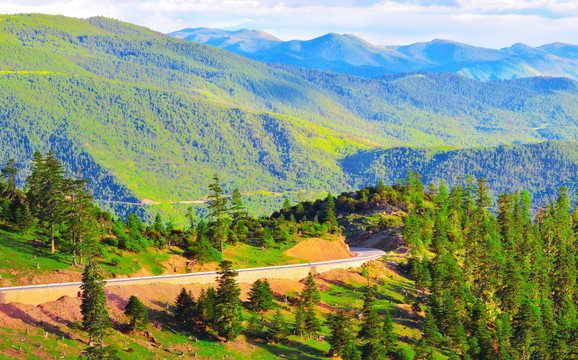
left=0, top=154, right=341, bottom=267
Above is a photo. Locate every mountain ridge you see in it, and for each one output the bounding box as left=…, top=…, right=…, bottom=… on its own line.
left=170, top=27, right=578, bottom=81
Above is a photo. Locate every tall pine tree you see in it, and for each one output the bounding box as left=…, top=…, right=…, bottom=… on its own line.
left=215, top=261, right=243, bottom=341
left=81, top=260, right=111, bottom=347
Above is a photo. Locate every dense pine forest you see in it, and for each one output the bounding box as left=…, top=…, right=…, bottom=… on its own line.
left=2, top=153, right=577, bottom=359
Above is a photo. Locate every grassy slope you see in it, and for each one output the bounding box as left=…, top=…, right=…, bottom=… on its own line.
left=0, top=228, right=344, bottom=287
left=2, top=15, right=578, bottom=221
left=0, top=258, right=427, bottom=360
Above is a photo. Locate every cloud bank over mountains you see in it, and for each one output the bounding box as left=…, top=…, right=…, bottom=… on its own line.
left=2, top=0, right=578, bottom=48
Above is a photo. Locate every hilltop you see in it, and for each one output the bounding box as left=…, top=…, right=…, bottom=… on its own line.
left=173, top=28, right=578, bottom=81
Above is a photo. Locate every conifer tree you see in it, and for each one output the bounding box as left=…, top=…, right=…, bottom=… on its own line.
left=184, top=206, right=196, bottom=236
left=294, top=299, right=306, bottom=337
left=469, top=301, right=495, bottom=360
left=382, top=310, right=397, bottom=356
left=248, top=279, right=275, bottom=312
left=64, top=178, right=99, bottom=266
left=207, top=173, right=229, bottom=252
left=343, top=343, right=362, bottom=360
left=11, top=194, right=34, bottom=231
left=282, top=198, right=291, bottom=214
left=358, top=292, right=390, bottom=360
left=27, top=151, right=67, bottom=253
left=268, top=308, right=289, bottom=343
left=260, top=227, right=275, bottom=248
left=302, top=272, right=320, bottom=306
left=174, top=288, right=196, bottom=326
left=296, top=201, right=305, bottom=216
left=495, top=313, right=516, bottom=360
left=215, top=260, right=243, bottom=341
left=82, top=344, right=120, bottom=360
left=447, top=318, right=468, bottom=356
left=327, top=312, right=358, bottom=359
left=153, top=212, right=165, bottom=233
left=513, top=298, right=543, bottom=360
left=197, top=287, right=216, bottom=330
left=422, top=310, right=443, bottom=348
left=124, top=295, right=149, bottom=331
left=304, top=305, right=321, bottom=338
left=230, top=188, right=246, bottom=219
left=361, top=285, right=376, bottom=316
left=404, top=209, right=424, bottom=249
left=190, top=228, right=222, bottom=264
left=359, top=305, right=383, bottom=340
left=1, top=158, right=17, bottom=200
left=246, top=311, right=262, bottom=338
left=323, top=192, right=338, bottom=231
left=375, top=179, right=387, bottom=194
left=81, top=260, right=111, bottom=348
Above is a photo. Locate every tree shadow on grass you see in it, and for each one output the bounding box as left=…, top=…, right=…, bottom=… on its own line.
left=0, top=303, right=71, bottom=340
left=391, top=306, right=422, bottom=331
left=0, top=233, right=70, bottom=271
left=316, top=274, right=356, bottom=291
left=246, top=336, right=329, bottom=360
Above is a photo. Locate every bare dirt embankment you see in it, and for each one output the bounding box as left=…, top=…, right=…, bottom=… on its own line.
left=283, top=237, right=353, bottom=262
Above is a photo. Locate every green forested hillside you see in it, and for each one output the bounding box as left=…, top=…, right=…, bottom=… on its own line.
left=342, top=141, right=578, bottom=208
left=2, top=14, right=578, bottom=218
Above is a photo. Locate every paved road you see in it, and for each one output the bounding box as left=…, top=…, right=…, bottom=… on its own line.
left=0, top=247, right=385, bottom=293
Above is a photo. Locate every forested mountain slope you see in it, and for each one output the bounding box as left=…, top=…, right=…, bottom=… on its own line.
left=2, top=14, right=578, bottom=217
left=342, top=141, right=578, bottom=208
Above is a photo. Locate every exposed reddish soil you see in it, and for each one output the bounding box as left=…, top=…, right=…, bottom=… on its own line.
left=283, top=237, right=353, bottom=262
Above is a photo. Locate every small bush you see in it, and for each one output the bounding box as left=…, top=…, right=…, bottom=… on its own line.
left=395, top=344, right=415, bottom=360
left=102, top=236, right=118, bottom=247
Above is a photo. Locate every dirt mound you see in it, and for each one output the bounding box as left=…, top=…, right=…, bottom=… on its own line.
left=37, top=296, right=82, bottom=324
left=283, top=237, right=353, bottom=262
left=317, top=268, right=366, bottom=287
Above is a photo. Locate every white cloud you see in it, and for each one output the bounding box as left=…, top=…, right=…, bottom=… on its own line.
left=0, top=0, right=577, bottom=47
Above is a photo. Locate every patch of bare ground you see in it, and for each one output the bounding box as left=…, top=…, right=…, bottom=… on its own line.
left=1, top=268, right=82, bottom=287
left=266, top=278, right=304, bottom=297
left=225, top=334, right=256, bottom=353
left=317, top=268, right=366, bottom=286
left=347, top=228, right=406, bottom=252
left=38, top=296, right=82, bottom=324
left=0, top=299, right=83, bottom=347
left=159, top=253, right=193, bottom=274
left=283, top=237, right=353, bottom=262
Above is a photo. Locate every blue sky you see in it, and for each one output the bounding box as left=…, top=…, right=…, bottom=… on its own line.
left=2, top=0, right=577, bottom=48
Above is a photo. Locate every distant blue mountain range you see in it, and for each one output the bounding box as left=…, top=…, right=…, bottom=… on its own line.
left=169, top=28, right=578, bottom=81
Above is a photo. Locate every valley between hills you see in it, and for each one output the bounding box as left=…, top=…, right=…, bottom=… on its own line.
left=0, top=13, right=578, bottom=360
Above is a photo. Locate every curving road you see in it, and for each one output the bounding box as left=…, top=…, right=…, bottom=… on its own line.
left=0, top=247, right=385, bottom=305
